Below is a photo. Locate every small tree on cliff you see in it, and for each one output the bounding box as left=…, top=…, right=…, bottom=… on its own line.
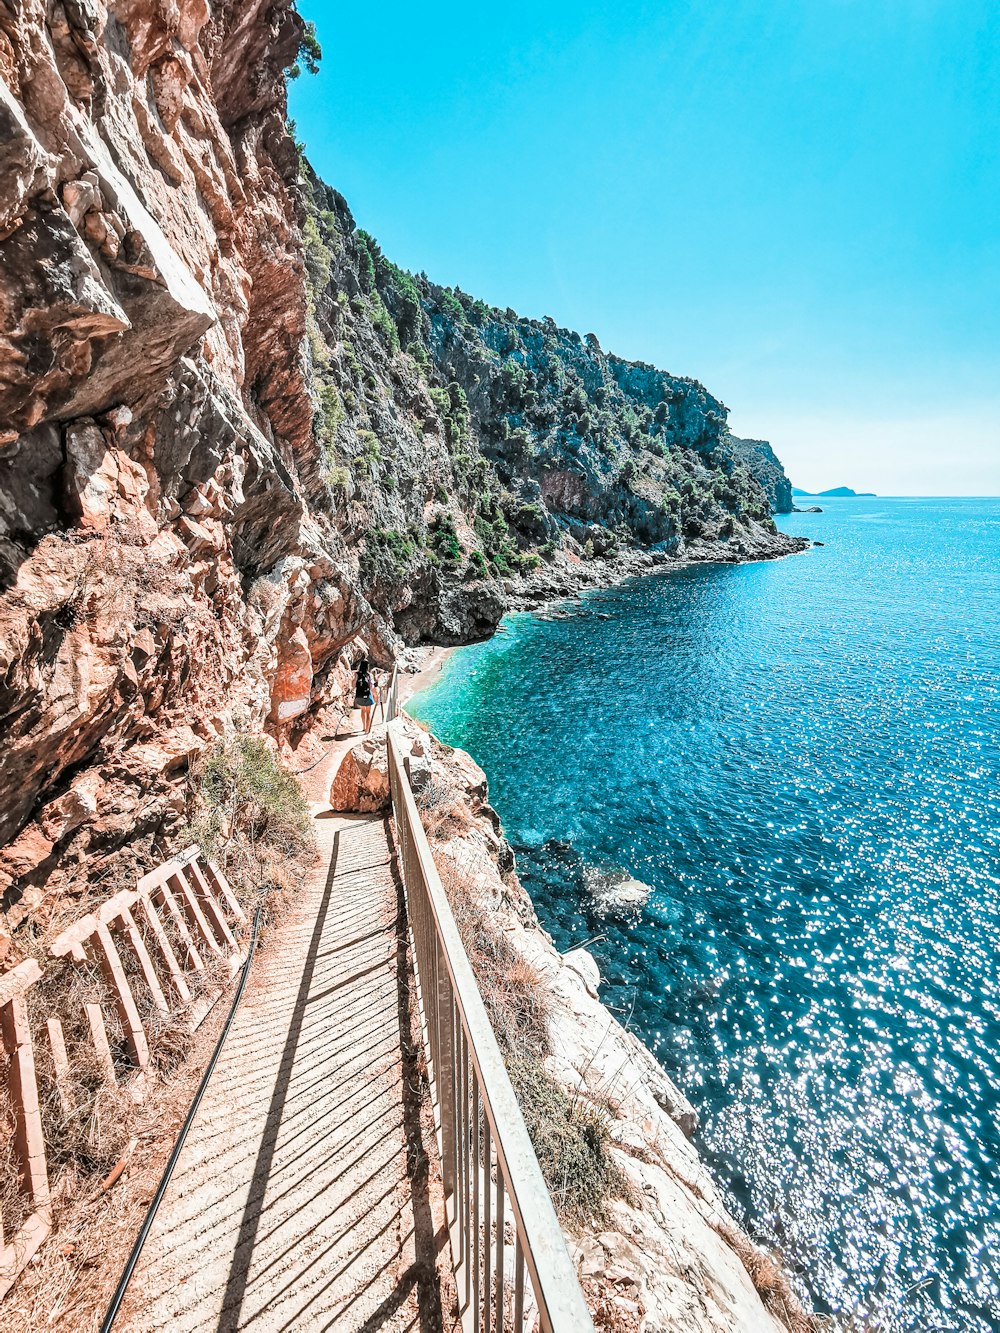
left=287, top=21, right=322, bottom=79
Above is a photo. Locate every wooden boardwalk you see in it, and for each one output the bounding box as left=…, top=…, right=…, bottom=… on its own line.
left=126, top=812, right=451, bottom=1331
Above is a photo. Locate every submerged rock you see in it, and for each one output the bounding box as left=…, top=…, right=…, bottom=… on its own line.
left=589, top=870, right=653, bottom=917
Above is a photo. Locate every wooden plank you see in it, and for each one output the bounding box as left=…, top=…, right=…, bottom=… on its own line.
left=185, top=858, right=238, bottom=950
left=1, top=996, right=50, bottom=1208
left=0, top=959, right=41, bottom=1006
left=85, top=1003, right=117, bottom=1086
left=96, top=888, right=138, bottom=926
left=48, top=914, right=99, bottom=960
left=135, top=892, right=192, bottom=1004
left=45, top=1018, right=74, bottom=1116
left=0, top=1210, right=50, bottom=1301
left=203, top=858, right=247, bottom=924
left=168, top=868, right=224, bottom=959
left=136, top=859, right=182, bottom=896
left=153, top=878, right=205, bottom=973
left=117, top=907, right=170, bottom=1014
left=93, top=923, right=150, bottom=1069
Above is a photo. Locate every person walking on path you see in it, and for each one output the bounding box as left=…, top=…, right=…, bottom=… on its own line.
left=354, top=658, right=376, bottom=734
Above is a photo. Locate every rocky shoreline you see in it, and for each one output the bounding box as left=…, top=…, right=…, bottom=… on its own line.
left=331, top=717, right=819, bottom=1333
left=491, top=520, right=810, bottom=620
left=400, top=523, right=810, bottom=698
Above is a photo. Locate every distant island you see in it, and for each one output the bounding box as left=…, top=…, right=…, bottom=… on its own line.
left=791, top=486, right=877, bottom=497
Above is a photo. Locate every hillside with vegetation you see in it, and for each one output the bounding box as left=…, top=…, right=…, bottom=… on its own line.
left=296, top=168, right=802, bottom=641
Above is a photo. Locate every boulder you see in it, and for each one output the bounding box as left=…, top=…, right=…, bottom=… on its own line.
left=591, top=871, right=652, bottom=916
left=329, top=727, right=393, bottom=812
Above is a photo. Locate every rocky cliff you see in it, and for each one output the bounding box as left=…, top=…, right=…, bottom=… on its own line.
left=729, top=437, right=794, bottom=513
left=0, top=0, right=801, bottom=941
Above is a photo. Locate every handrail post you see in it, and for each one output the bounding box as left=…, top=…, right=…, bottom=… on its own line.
left=439, top=965, right=456, bottom=1196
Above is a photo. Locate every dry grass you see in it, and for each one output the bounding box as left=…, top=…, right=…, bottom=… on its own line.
left=0, top=1083, right=32, bottom=1236
left=718, top=1220, right=829, bottom=1333
left=27, top=962, right=133, bottom=1179
left=184, top=733, right=318, bottom=917
left=415, top=774, right=478, bottom=844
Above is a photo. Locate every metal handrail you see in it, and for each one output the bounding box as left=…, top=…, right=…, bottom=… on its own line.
left=387, top=726, right=593, bottom=1333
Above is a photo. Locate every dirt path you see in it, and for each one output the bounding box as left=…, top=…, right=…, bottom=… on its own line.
left=123, top=808, right=452, bottom=1332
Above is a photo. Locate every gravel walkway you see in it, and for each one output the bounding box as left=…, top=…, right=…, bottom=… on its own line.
left=126, top=811, right=450, bottom=1332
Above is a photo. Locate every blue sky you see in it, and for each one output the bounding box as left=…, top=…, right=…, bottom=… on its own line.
left=290, top=0, right=1000, bottom=495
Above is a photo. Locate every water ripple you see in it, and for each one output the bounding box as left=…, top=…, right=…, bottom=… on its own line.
left=412, top=498, right=1000, bottom=1331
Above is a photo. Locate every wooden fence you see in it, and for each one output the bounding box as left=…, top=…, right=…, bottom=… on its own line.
left=0, top=846, right=247, bottom=1298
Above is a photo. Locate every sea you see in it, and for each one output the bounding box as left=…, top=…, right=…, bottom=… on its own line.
left=409, top=497, right=1000, bottom=1331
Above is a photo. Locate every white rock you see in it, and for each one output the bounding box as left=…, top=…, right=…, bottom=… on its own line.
left=562, top=946, right=601, bottom=997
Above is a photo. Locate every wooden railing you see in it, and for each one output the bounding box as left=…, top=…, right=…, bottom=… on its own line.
left=387, top=726, right=594, bottom=1333
left=0, top=846, right=246, bottom=1298
left=385, top=662, right=400, bottom=722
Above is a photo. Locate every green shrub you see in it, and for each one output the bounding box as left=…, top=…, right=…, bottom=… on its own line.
left=429, top=512, right=462, bottom=564
left=439, top=288, right=465, bottom=321
left=468, top=549, right=489, bottom=579
left=429, top=381, right=471, bottom=455
left=302, top=214, right=331, bottom=297
left=360, top=527, right=414, bottom=583
left=370, top=293, right=400, bottom=353
left=324, top=463, right=349, bottom=491
left=506, top=1052, right=623, bottom=1221
left=382, top=262, right=424, bottom=342
left=353, top=430, right=380, bottom=471
left=315, top=381, right=342, bottom=444
left=355, top=230, right=377, bottom=293
left=341, top=341, right=362, bottom=380
left=191, top=736, right=313, bottom=859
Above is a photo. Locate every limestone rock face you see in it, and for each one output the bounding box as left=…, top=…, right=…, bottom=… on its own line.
left=0, top=0, right=382, bottom=931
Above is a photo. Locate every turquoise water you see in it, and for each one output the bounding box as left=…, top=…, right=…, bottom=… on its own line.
left=410, top=498, right=1000, bottom=1330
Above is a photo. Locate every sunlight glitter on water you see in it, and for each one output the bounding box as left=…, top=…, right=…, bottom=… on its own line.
left=410, top=498, right=1000, bottom=1331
